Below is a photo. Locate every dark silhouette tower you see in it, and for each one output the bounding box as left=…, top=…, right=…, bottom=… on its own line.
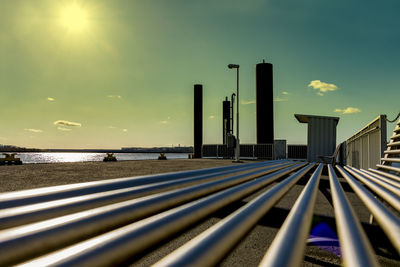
left=256, top=60, right=274, bottom=144
left=222, top=97, right=231, bottom=144
left=194, top=84, right=203, bottom=158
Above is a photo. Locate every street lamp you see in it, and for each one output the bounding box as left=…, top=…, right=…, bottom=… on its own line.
left=228, top=64, right=241, bottom=163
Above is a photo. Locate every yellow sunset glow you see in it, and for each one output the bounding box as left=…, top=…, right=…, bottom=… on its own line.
left=60, top=4, right=89, bottom=32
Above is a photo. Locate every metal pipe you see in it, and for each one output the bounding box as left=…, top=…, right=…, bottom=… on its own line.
left=0, top=161, right=276, bottom=210
left=328, top=165, right=379, bottom=267
left=380, top=157, right=400, bottom=162
left=259, top=164, right=323, bottom=267
left=376, top=164, right=400, bottom=173
left=351, top=169, right=400, bottom=196
left=368, top=168, right=400, bottom=183
left=18, top=163, right=308, bottom=267
left=360, top=169, right=400, bottom=189
left=0, top=162, right=288, bottom=229
left=0, top=162, right=300, bottom=266
left=336, top=166, right=400, bottom=254
left=383, top=149, right=400, bottom=155
left=344, top=166, right=400, bottom=211
left=154, top=164, right=315, bottom=267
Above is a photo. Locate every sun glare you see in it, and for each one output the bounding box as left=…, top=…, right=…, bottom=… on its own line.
left=60, top=4, right=89, bottom=32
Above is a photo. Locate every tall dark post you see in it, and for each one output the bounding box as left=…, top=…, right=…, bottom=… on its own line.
left=194, top=84, right=203, bottom=158
left=256, top=60, right=274, bottom=144
left=222, top=97, right=231, bottom=144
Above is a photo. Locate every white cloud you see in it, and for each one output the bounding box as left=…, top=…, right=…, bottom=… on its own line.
left=209, top=115, right=215, bottom=119
left=107, top=95, right=122, bottom=99
left=334, top=107, right=361, bottom=114
left=47, top=97, right=55, bottom=101
left=57, top=126, right=72, bottom=131
left=282, top=91, right=289, bottom=95
left=241, top=100, right=256, bottom=105
left=274, top=97, right=288, bottom=102
left=53, top=120, right=82, bottom=127
left=122, top=129, right=128, bottom=132
left=24, top=128, right=43, bottom=133
left=308, top=80, right=339, bottom=96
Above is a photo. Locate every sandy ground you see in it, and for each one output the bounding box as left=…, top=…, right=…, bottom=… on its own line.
left=0, top=159, right=399, bottom=266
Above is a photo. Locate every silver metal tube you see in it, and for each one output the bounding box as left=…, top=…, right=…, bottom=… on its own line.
left=383, top=149, right=400, bottom=154
left=18, top=163, right=308, bottom=267
left=351, top=169, right=400, bottom=196
left=0, top=162, right=300, bottom=266
left=380, top=157, right=400, bottom=162
left=328, top=165, right=379, bottom=267
left=154, top=164, right=315, bottom=267
left=376, top=164, right=400, bottom=174
left=344, top=166, right=400, bottom=211
left=0, top=162, right=288, bottom=229
left=336, top=166, right=400, bottom=254
left=361, top=169, right=400, bottom=189
left=258, top=164, right=323, bottom=267
left=368, top=168, right=400, bottom=183
left=0, top=161, right=278, bottom=210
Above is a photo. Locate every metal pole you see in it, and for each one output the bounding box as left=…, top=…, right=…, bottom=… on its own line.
left=328, top=165, right=379, bottom=267
left=235, top=67, right=240, bottom=162
left=0, top=162, right=297, bottom=266
left=259, top=164, right=323, bottom=267
left=0, top=161, right=286, bottom=229
left=336, top=166, right=400, bottom=254
left=15, top=163, right=305, bottom=267
left=368, top=168, right=400, bottom=183
left=344, top=166, right=400, bottom=210
left=352, top=168, right=400, bottom=196
left=360, top=169, right=400, bottom=188
left=0, top=161, right=274, bottom=210
left=154, top=164, right=313, bottom=267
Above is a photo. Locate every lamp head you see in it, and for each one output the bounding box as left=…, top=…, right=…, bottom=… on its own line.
left=228, top=64, right=239, bottom=69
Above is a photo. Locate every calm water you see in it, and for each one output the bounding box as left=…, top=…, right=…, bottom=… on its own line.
left=14, top=152, right=189, bottom=164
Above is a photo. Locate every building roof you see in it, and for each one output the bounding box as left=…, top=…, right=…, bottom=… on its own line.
left=294, top=114, right=340, bottom=124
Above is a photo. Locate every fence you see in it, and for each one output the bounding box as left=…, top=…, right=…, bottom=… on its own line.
left=202, top=144, right=273, bottom=159
left=345, top=115, right=387, bottom=169
left=287, top=145, right=307, bottom=159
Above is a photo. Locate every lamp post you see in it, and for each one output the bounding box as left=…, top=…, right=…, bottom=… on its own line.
left=228, top=64, right=240, bottom=162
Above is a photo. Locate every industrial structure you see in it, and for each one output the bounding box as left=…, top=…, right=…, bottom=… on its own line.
left=256, top=60, right=274, bottom=144
left=193, top=84, right=203, bottom=158
left=222, top=96, right=233, bottom=145
left=295, top=114, right=340, bottom=163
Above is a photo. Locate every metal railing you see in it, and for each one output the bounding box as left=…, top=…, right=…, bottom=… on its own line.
left=346, top=115, right=387, bottom=169
left=202, top=144, right=273, bottom=159
left=287, top=144, right=307, bottom=159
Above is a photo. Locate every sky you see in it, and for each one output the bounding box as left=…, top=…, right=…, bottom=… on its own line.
left=0, top=0, right=399, bottom=149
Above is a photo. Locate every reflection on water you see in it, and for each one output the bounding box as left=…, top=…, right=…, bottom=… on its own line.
left=15, top=153, right=189, bottom=164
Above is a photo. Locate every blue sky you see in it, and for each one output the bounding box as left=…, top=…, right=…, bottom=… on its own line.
left=0, top=0, right=399, bottom=148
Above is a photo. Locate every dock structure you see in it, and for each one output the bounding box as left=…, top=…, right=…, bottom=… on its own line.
left=0, top=160, right=399, bottom=266
left=0, top=153, right=22, bottom=165
left=295, top=114, right=340, bottom=163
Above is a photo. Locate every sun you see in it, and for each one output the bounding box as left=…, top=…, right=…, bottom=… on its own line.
left=60, top=4, right=89, bottom=32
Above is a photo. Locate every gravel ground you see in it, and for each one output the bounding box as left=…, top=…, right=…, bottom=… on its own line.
left=0, top=159, right=244, bottom=192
